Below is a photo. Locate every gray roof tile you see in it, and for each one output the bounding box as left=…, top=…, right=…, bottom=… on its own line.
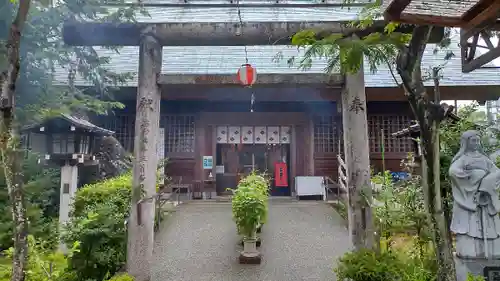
left=364, top=35, right=500, bottom=87
left=403, top=0, right=478, bottom=18
left=56, top=36, right=500, bottom=88
left=116, top=6, right=363, bottom=22
left=56, top=5, right=500, bottom=88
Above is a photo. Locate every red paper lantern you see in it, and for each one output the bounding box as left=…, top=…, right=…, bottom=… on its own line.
left=236, top=64, right=257, bottom=86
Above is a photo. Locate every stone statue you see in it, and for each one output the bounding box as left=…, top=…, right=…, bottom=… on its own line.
left=449, top=130, right=500, bottom=259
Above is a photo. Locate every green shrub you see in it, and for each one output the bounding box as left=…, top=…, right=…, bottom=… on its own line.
left=237, top=173, right=270, bottom=197
left=231, top=173, right=269, bottom=238
left=62, top=173, right=132, bottom=281
left=335, top=249, right=435, bottom=281
left=0, top=235, right=77, bottom=281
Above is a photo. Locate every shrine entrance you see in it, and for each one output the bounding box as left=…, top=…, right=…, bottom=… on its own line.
left=214, top=125, right=292, bottom=196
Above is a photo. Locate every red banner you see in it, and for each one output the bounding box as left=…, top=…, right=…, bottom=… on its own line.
left=274, top=162, right=288, bottom=187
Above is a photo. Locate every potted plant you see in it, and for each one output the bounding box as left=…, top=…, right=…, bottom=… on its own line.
left=237, top=173, right=270, bottom=234
left=231, top=175, right=268, bottom=264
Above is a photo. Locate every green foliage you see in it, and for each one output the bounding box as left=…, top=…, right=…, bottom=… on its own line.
left=231, top=173, right=269, bottom=238
left=284, top=0, right=453, bottom=82
left=286, top=0, right=414, bottom=75
left=0, top=0, right=145, bottom=125
left=290, top=29, right=408, bottom=74
left=0, top=235, right=79, bottom=281
left=70, top=173, right=132, bottom=217
left=335, top=248, right=435, bottom=281
left=371, top=154, right=433, bottom=258
left=236, top=173, right=270, bottom=199
left=62, top=173, right=132, bottom=281
left=466, top=273, right=485, bottom=281
left=0, top=152, right=60, bottom=250
left=105, top=273, right=135, bottom=281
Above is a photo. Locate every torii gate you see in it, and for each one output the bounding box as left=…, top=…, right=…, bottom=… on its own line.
left=62, top=2, right=444, bottom=280
left=383, top=0, right=500, bottom=73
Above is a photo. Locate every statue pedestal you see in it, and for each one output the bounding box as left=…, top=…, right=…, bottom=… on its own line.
left=455, top=254, right=500, bottom=281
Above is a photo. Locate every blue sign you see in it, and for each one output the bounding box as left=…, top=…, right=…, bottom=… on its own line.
left=390, top=171, right=410, bottom=182
left=203, top=156, right=213, bottom=170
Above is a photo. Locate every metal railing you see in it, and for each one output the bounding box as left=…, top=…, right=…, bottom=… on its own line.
left=322, top=175, right=336, bottom=202
left=154, top=185, right=182, bottom=232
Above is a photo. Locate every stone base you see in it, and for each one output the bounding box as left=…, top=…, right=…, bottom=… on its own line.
left=455, top=255, right=500, bottom=281
left=239, top=252, right=262, bottom=264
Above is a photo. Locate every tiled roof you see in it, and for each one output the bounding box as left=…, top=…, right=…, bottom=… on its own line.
left=111, top=6, right=363, bottom=23
left=55, top=4, right=500, bottom=88
left=364, top=34, right=500, bottom=87
left=22, top=114, right=114, bottom=135
left=100, top=0, right=368, bottom=23
left=56, top=36, right=500, bottom=88
left=402, top=0, right=479, bottom=18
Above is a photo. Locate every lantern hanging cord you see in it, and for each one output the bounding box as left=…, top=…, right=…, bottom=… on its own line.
left=236, top=0, right=249, bottom=64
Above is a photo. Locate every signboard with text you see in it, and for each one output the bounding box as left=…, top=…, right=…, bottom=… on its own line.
left=203, top=156, right=213, bottom=170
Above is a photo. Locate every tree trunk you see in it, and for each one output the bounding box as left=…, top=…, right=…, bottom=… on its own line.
left=0, top=1, right=31, bottom=281
left=396, top=26, right=456, bottom=281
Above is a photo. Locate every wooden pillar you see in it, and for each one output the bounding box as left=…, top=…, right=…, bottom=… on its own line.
left=127, top=28, right=162, bottom=281
left=341, top=59, right=374, bottom=250
left=308, top=117, right=315, bottom=176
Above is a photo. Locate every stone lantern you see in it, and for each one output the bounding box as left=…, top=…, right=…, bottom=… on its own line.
left=22, top=114, right=113, bottom=250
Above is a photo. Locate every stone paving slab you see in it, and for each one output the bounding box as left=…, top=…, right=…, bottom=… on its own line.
left=151, top=200, right=351, bottom=281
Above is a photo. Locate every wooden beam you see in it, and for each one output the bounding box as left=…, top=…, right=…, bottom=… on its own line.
left=462, top=45, right=500, bottom=72
left=63, top=21, right=350, bottom=46
left=396, top=13, right=465, bottom=27
left=63, top=21, right=445, bottom=46
left=463, top=0, right=500, bottom=29
left=461, top=22, right=500, bottom=41
left=461, top=25, right=500, bottom=72
left=156, top=73, right=344, bottom=86
left=462, top=0, right=497, bottom=21
left=383, top=0, right=413, bottom=21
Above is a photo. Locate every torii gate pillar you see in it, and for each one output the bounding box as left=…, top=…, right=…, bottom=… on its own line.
left=341, top=57, right=375, bottom=250
left=127, top=27, right=162, bottom=281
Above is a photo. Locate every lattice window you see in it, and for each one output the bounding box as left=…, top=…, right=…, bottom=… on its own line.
left=368, top=115, right=413, bottom=153
left=52, top=133, right=75, bottom=154
left=101, top=115, right=135, bottom=152
left=162, top=115, right=195, bottom=153
left=313, top=115, right=342, bottom=153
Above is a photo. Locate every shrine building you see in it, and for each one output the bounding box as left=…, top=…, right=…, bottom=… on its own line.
left=53, top=1, right=500, bottom=197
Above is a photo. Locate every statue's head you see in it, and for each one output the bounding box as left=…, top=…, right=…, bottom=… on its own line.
left=463, top=130, right=481, bottom=152
left=452, top=130, right=485, bottom=163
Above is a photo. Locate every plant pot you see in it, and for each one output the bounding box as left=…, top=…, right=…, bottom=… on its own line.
left=240, top=236, right=261, bottom=247
left=239, top=238, right=261, bottom=264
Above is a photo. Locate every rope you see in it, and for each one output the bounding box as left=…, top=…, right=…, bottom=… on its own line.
left=236, top=0, right=249, bottom=64
left=236, top=0, right=254, bottom=112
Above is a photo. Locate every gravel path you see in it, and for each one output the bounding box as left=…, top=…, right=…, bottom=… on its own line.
left=151, top=200, right=351, bottom=281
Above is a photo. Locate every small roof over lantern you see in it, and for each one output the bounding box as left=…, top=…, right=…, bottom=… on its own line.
left=22, top=114, right=114, bottom=166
